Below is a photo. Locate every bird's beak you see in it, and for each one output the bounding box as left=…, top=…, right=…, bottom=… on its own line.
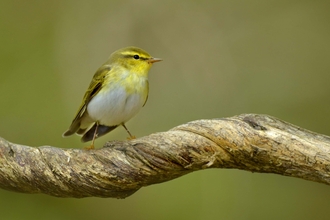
left=149, top=57, right=162, bottom=64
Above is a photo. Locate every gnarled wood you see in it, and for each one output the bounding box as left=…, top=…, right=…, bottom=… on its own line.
left=0, top=114, right=329, bottom=198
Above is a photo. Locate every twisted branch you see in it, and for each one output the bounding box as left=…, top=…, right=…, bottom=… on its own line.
left=0, top=114, right=329, bottom=198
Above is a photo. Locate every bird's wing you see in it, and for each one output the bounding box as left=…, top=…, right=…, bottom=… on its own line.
left=65, top=65, right=111, bottom=134
left=142, top=80, right=149, bottom=107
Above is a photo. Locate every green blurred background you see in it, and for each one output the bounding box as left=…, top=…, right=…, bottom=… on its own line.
left=1, top=0, right=330, bottom=219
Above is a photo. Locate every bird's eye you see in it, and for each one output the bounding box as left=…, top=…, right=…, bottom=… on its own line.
left=133, top=55, right=140, bottom=60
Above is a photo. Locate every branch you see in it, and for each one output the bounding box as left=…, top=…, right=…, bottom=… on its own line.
left=0, top=114, right=329, bottom=198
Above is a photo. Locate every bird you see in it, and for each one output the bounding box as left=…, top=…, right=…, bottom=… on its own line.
left=62, top=46, right=162, bottom=149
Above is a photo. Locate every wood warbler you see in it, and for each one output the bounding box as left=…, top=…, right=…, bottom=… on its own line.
left=62, top=46, right=162, bottom=148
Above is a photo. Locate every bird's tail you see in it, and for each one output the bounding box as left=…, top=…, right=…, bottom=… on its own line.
left=81, top=124, right=118, bottom=142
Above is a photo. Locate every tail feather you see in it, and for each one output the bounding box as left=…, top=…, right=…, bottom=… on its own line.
left=62, top=121, right=81, bottom=137
left=81, top=124, right=118, bottom=142
left=77, top=128, right=88, bottom=135
left=62, top=129, right=75, bottom=137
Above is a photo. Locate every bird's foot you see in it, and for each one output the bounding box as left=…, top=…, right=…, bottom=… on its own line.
left=84, top=144, right=95, bottom=150
left=127, top=135, right=136, bottom=140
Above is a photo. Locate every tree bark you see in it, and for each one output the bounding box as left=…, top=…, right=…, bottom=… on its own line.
left=0, top=114, right=329, bottom=198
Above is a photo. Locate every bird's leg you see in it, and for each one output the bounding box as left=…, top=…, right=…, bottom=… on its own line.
left=122, top=124, right=136, bottom=140
left=84, top=122, right=99, bottom=150
left=91, top=122, right=99, bottom=147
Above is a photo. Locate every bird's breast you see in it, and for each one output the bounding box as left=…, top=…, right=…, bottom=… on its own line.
left=87, top=75, right=148, bottom=126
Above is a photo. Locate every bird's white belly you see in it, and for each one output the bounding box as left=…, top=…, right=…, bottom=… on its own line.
left=87, top=86, right=145, bottom=126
